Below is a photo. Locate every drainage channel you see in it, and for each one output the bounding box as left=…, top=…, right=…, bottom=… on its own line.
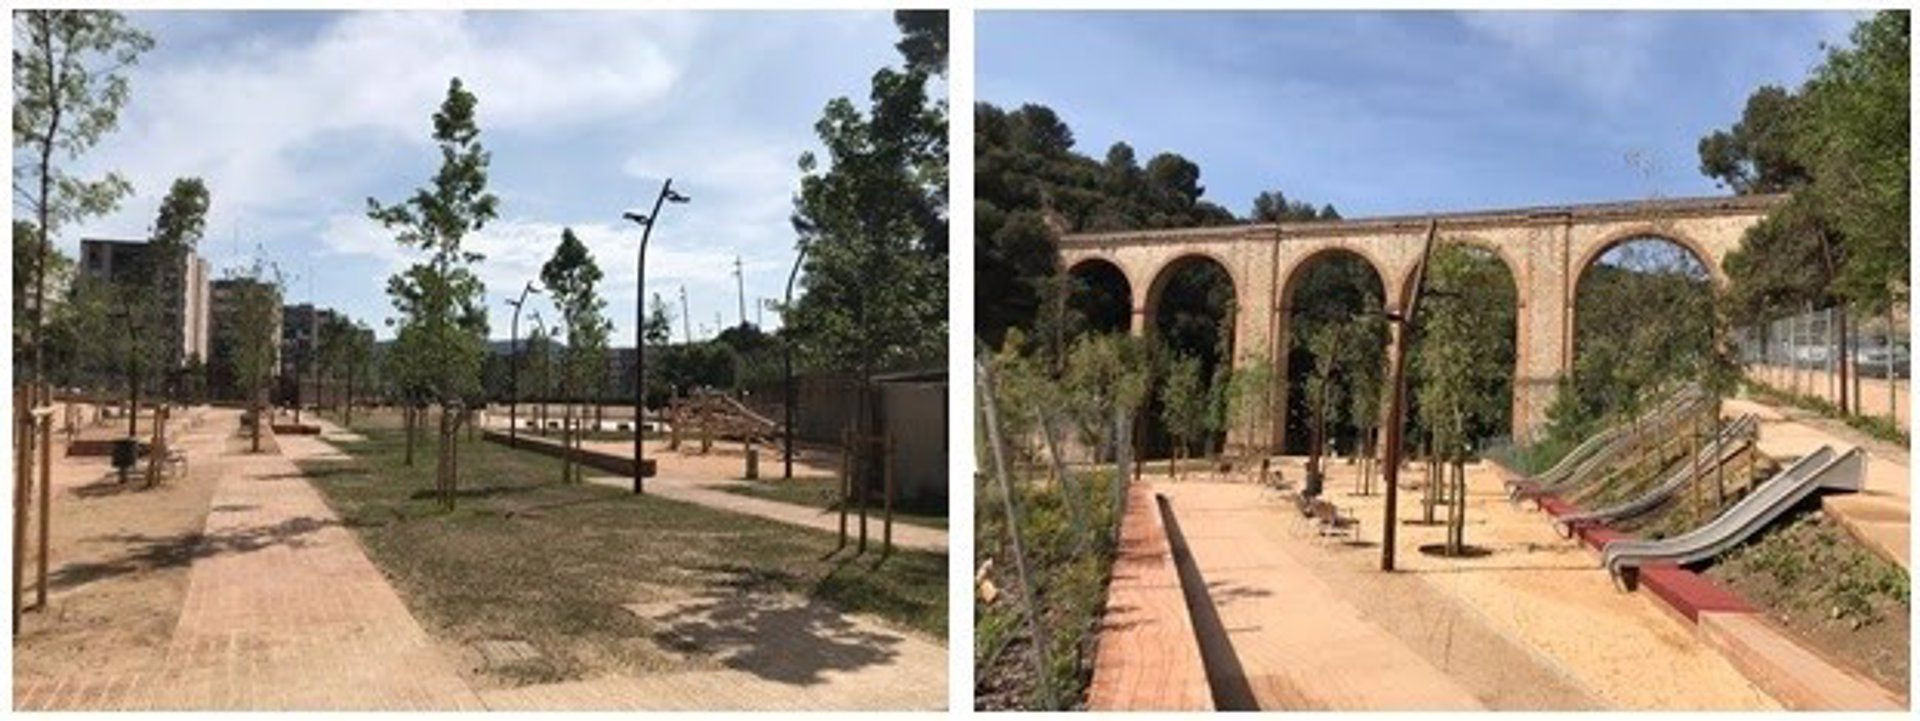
left=1155, top=492, right=1262, bottom=711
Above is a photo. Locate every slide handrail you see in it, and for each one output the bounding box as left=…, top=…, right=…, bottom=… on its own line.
left=1552, top=414, right=1757, bottom=535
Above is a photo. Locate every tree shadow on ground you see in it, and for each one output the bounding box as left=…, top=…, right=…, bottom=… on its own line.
left=47, top=515, right=337, bottom=591
left=69, top=476, right=168, bottom=499
left=637, top=577, right=908, bottom=687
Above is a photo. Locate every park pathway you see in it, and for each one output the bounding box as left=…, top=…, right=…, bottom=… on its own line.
left=1149, top=481, right=1486, bottom=710
left=15, top=422, right=483, bottom=710
left=583, top=474, right=948, bottom=553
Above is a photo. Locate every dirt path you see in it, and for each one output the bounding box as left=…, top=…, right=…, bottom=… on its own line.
left=1151, top=461, right=1781, bottom=710
left=582, top=472, right=948, bottom=553
left=12, top=409, right=229, bottom=690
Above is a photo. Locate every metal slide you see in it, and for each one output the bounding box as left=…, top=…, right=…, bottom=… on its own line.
left=1601, top=445, right=1866, bottom=584
left=1552, top=414, right=1757, bottom=537
left=1507, top=387, right=1709, bottom=502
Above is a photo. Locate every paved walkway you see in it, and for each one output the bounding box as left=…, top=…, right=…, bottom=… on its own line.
left=15, top=424, right=483, bottom=710
left=1723, top=397, right=1910, bottom=569
left=583, top=474, right=948, bottom=553
left=1150, top=472, right=1780, bottom=710
left=1086, top=482, right=1212, bottom=710
left=1151, top=481, right=1485, bottom=710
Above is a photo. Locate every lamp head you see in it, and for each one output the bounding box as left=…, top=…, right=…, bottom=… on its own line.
left=665, top=190, right=691, bottom=204
left=623, top=211, right=652, bottom=226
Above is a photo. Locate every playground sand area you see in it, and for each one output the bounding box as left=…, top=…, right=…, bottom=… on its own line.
left=581, top=437, right=842, bottom=482
left=1156, top=456, right=1779, bottom=709
left=12, top=408, right=236, bottom=686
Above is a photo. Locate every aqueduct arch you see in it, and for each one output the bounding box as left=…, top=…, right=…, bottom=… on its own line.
left=1057, top=193, right=1783, bottom=450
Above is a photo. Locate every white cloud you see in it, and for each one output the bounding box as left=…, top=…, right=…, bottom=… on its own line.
left=66, top=11, right=697, bottom=263
left=1454, top=12, right=1664, bottom=105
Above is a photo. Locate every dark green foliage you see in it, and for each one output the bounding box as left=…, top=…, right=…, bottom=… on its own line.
left=893, top=10, right=947, bottom=77
left=1704, top=11, right=1909, bottom=315
left=786, top=30, right=947, bottom=378
left=1410, top=244, right=1517, bottom=456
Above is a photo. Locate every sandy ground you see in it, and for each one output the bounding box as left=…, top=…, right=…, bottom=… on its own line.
left=12, top=407, right=231, bottom=684
left=580, top=437, right=842, bottom=482
left=1150, top=456, right=1779, bottom=710
left=1747, top=364, right=1908, bottom=432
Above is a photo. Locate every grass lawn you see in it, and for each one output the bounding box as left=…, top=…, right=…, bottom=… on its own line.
left=721, top=476, right=949, bottom=530
left=298, top=423, right=946, bottom=686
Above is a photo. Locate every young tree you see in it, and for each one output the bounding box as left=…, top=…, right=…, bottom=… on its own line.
left=225, top=265, right=282, bottom=453
left=1158, top=353, right=1208, bottom=479
left=367, top=78, right=497, bottom=510
left=787, top=25, right=947, bottom=498
left=1300, top=324, right=1349, bottom=494
left=13, top=10, right=154, bottom=399
left=541, top=227, right=611, bottom=484
left=1413, top=245, right=1520, bottom=554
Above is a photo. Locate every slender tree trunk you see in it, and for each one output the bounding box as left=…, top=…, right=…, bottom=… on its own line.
left=404, top=404, right=417, bottom=466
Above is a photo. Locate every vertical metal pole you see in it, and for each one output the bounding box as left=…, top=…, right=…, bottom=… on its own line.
left=976, top=352, right=1057, bottom=709
left=632, top=180, right=673, bottom=495
left=1380, top=220, right=1436, bottom=572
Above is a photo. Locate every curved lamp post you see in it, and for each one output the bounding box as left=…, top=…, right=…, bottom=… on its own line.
left=623, top=178, right=690, bottom=495
left=782, top=240, right=810, bottom=480
left=527, top=310, right=548, bottom=436
left=505, top=281, right=543, bottom=443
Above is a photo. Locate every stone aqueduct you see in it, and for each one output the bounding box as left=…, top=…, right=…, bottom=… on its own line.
left=1057, top=193, right=1788, bottom=451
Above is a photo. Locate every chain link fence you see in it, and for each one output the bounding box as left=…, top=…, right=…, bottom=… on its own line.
left=1733, top=304, right=1908, bottom=433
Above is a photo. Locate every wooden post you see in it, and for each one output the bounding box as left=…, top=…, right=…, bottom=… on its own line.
left=836, top=427, right=850, bottom=551
left=883, top=433, right=896, bottom=555
left=13, top=390, right=31, bottom=630
left=36, top=408, right=52, bottom=610
left=858, top=433, right=870, bottom=555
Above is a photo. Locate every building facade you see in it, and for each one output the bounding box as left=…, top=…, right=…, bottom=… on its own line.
left=79, top=238, right=213, bottom=366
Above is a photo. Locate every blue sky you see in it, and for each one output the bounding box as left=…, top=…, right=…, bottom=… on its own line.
left=978, top=10, right=1864, bottom=219
left=59, top=10, right=913, bottom=344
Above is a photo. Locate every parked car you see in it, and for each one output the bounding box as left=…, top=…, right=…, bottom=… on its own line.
left=1852, top=341, right=1910, bottom=379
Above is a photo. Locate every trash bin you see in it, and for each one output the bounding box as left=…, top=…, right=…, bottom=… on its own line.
left=112, top=437, right=139, bottom=481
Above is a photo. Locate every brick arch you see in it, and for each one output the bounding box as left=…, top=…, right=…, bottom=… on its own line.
left=1271, top=243, right=1393, bottom=454
left=1398, top=236, right=1528, bottom=439
left=1567, top=229, right=1722, bottom=369
left=1573, top=225, right=1726, bottom=289
left=1277, top=242, right=1393, bottom=314
left=1141, top=250, right=1242, bottom=340
left=1064, top=256, right=1136, bottom=335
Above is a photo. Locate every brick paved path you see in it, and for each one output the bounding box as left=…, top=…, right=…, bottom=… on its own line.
left=584, top=474, right=948, bottom=553
left=15, top=428, right=482, bottom=710
left=1086, top=481, right=1213, bottom=710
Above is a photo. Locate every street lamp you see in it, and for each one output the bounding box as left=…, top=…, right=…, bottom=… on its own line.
left=623, top=178, right=690, bottom=495
left=782, top=239, right=811, bottom=480
left=527, top=310, right=549, bottom=435
left=505, top=281, right=543, bottom=443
